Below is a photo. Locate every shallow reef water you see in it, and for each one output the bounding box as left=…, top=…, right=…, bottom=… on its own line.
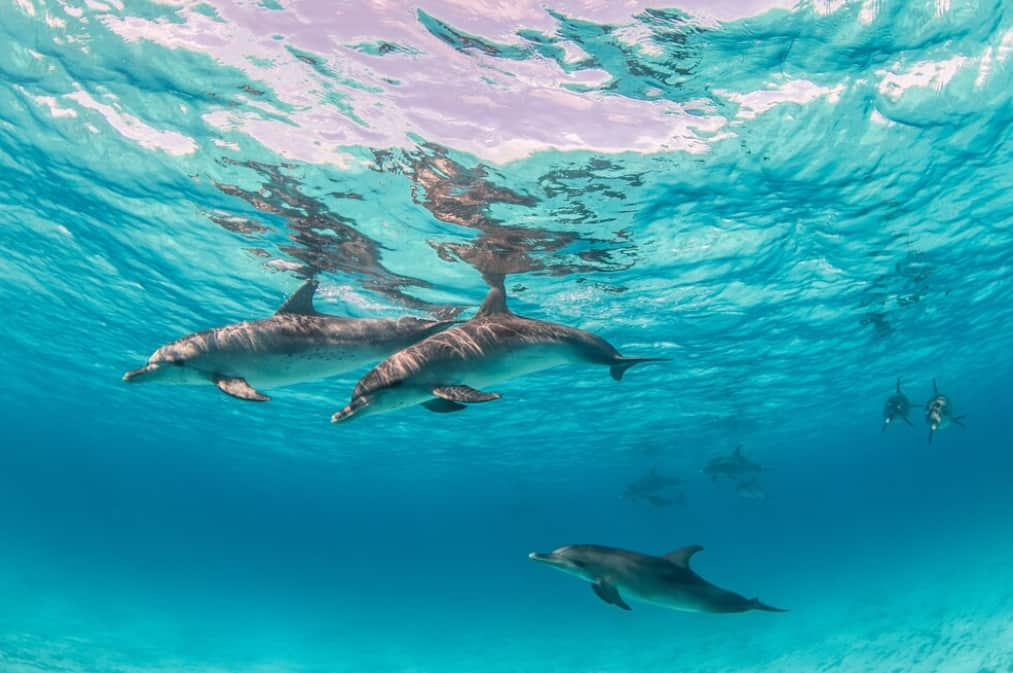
left=1, top=0, right=1013, bottom=671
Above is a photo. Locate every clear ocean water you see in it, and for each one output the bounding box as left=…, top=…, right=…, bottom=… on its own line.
left=2, top=0, right=1013, bottom=671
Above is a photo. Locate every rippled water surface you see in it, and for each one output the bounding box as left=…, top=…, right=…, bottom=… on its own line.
left=2, top=0, right=1013, bottom=671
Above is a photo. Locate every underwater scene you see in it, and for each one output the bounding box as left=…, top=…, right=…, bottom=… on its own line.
left=2, top=0, right=1013, bottom=671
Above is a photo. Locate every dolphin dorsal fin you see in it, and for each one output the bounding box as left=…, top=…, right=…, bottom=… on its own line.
left=475, top=273, right=510, bottom=317
left=663, top=545, right=703, bottom=568
left=896, top=378, right=902, bottom=394
left=276, top=280, right=319, bottom=315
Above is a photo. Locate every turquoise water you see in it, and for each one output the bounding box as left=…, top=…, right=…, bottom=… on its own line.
left=3, top=0, right=1013, bottom=670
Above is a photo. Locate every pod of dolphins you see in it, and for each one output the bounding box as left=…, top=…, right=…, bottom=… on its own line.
left=882, top=377, right=965, bottom=443
left=122, top=275, right=965, bottom=616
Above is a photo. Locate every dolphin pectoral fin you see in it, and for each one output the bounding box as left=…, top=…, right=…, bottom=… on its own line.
left=953, top=415, right=966, bottom=428
left=592, top=579, right=631, bottom=611
left=214, top=376, right=270, bottom=402
left=422, top=399, right=467, bottom=413
left=663, top=545, right=703, bottom=568
left=431, top=385, right=501, bottom=403
left=609, top=356, right=669, bottom=382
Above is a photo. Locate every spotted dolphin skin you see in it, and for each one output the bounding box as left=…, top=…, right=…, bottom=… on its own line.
left=529, top=544, right=786, bottom=614
left=925, top=378, right=965, bottom=443
left=882, top=378, right=912, bottom=431
left=331, top=276, right=667, bottom=422
left=123, top=280, right=459, bottom=401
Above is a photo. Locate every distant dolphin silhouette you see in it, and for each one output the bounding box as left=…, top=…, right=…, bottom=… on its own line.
left=529, top=544, right=786, bottom=614
left=123, top=280, right=458, bottom=401
left=331, top=275, right=667, bottom=422
left=925, top=378, right=964, bottom=443
left=702, top=445, right=762, bottom=481
left=882, top=378, right=912, bottom=431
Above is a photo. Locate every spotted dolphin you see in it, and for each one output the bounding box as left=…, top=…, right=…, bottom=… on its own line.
left=529, top=544, right=786, bottom=614
left=925, top=378, right=964, bottom=443
left=330, top=277, right=667, bottom=422
left=123, top=280, right=459, bottom=401
left=882, top=378, right=912, bottom=431
left=702, top=445, right=762, bottom=481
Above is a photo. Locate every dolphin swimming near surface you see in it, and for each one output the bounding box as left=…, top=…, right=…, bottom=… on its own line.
left=925, top=378, right=964, bottom=444
left=330, top=275, right=667, bottom=422
left=529, top=544, right=786, bottom=614
left=882, top=378, right=913, bottom=431
left=123, top=280, right=459, bottom=401
left=702, top=445, right=762, bottom=481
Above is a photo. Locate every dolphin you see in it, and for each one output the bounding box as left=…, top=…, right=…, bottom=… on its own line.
left=123, top=280, right=459, bottom=401
left=331, top=276, right=667, bottom=422
left=925, top=378, right=964, bottom=444
left=702, top=445, right=762, bottom=482
left=646, top=493, right=686, bottom=508
left=623, top=467, right=683, bottom=502
left=735, top=478, right=768, bottom=502
left=529, top=544, right=786, bottom=614
left=882, top=378, right=913, bottom=431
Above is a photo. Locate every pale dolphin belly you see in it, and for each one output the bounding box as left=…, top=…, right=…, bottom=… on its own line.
left=191, top=346, right=384, bottom=388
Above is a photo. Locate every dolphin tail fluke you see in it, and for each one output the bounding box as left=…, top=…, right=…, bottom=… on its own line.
left=750, top=598, right=788, bottom=613
left=928, top=428, right=934, bottom=444
left=609, top=357, right=669, bottom=381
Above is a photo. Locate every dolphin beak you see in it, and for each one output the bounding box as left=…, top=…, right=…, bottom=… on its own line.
left=123, top=363, right=159, bottom=383
left=528, top=552, right=554, bottom=563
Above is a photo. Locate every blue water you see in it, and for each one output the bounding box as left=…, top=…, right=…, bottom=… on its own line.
left=3, top=0, right=1013, bottom=671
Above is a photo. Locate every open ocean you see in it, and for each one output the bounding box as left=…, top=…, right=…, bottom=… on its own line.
left=2, top=0, right=1013, bottom=671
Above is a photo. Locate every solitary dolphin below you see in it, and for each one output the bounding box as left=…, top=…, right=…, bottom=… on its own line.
left=882, top=378, right=912, bottom=430
left=331, top=276, right=667, bottom=422
left=925, top=378, right=964, bottom=444
left=123, top=280, right=458, bottom=401
left=702, top=445, right=762, bottom=481
left=529, top=544, right=786, bottom=614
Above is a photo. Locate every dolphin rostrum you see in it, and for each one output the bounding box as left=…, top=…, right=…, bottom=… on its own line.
left=331, top=276, right=667, bottom=422
left=925, top=378, right=964, bottom=443
left=882, top=378, right=912, bottom=431
left=123, top=280, right=459, bottom=401
left=702, top=445, right=762, bottom=481
left=529, top=544, right=786, bottom=614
